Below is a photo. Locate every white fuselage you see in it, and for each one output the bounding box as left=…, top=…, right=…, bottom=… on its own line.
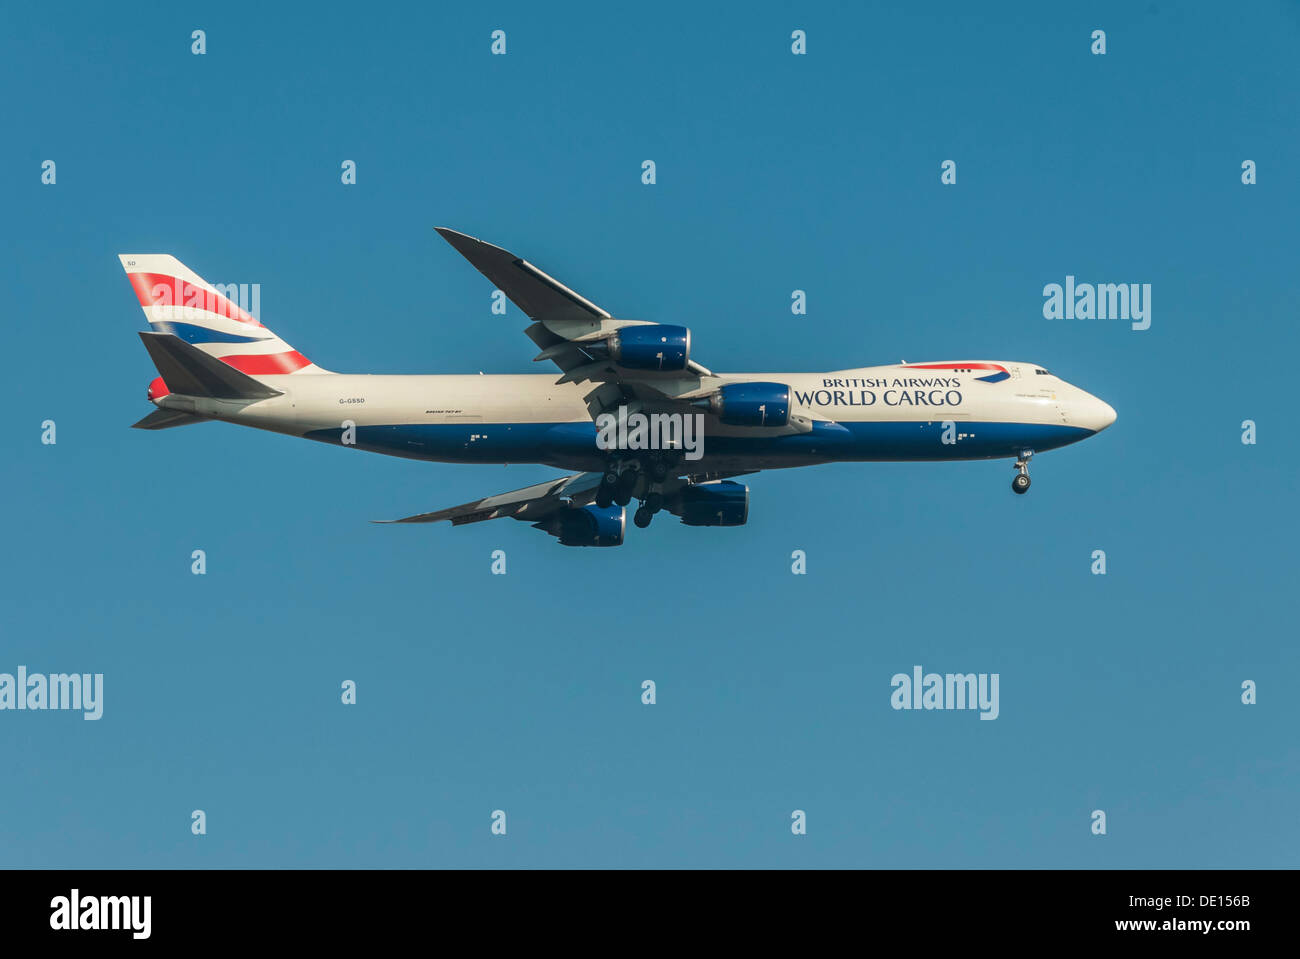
left=153, top=361, right=1116, bottom=473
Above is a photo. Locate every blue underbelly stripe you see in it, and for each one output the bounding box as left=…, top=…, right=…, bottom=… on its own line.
left=302, top=420, right=1094, bottom=463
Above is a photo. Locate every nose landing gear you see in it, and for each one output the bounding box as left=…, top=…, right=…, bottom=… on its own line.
left=1011, top=450, right=1033, bottom=494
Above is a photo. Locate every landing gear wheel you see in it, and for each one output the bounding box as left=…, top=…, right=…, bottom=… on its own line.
left=614, top=470, right=639, bottom=507
left=1011, top=449, right=1033, bottom=496
left=644, top=492, right=664, bottom=514
left=598, top=466, right=620, bottom=508
left=633, top=506, right=653, bottom=528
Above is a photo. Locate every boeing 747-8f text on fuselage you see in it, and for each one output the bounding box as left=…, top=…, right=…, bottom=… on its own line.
left=123, top=229, right=1116, bottom=546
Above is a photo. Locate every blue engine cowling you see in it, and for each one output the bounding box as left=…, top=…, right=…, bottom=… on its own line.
left=607, top=324, right=690, bottom=372
left=707, top=382, right=790, bottom=427
left=670, top=481, right=749, bottom=527
left=541, top=504, right=626, bottom=546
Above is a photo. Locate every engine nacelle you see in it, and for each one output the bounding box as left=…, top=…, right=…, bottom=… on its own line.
left=706, top=382, right=790, bottom=427
left=669, top=481, right=749, bottom=527
left=538, top=504, right=626, bottom=546
left=607, top=324, right=691, bottom=372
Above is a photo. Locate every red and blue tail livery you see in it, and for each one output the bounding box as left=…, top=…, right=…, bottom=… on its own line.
left=120, top=254, right=326, bottom=376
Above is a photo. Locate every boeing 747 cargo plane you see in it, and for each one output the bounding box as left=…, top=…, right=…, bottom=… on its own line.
left=123, top=229, right=1116, bottom=546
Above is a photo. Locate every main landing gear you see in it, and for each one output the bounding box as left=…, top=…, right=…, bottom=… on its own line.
left=596, top=458, right=638, bottom=509
left=1011, top=450, right=1033, bottom=495
left=633, top=492, right=664, bottom=529
left=597, top=456, right=673, bottom=525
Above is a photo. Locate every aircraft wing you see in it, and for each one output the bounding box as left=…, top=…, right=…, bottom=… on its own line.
left=435, top=228, right=714, bottom=394
left=376, top=469, right=755, bottom=535
left=434, top=228, right=813, bottom=441
left=375, top=471, right=603, bottom=525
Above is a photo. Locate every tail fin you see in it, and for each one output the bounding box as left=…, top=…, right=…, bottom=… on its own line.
left=118, top=254, right=329, bottom=374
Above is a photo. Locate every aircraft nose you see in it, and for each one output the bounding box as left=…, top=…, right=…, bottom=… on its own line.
left=1078, top=393, right=1117, bottom=432
left=1099, top=399, right=1117, bottom=429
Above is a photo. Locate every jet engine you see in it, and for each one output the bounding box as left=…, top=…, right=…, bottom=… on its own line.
left=667, top=481, right=749, bottom=527
left=701, top=382, right=790, bottom=427
left=606, top=324, right=691, bottom=372
left=534, top=504, right=626, bottom=546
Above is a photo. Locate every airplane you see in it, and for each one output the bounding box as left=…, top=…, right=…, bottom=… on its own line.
left=122, top=228, right=1117, bottom=546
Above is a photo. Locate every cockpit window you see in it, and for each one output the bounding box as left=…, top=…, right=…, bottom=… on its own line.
left=1034, top=368, right=1050, bottom=375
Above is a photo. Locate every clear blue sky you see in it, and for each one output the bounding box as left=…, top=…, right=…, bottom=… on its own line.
left=2, top=0, right=1296, bottom=867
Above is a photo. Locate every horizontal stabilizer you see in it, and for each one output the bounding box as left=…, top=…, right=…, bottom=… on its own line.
left=131, top=409, right=210, bottom=430
left=138, top=332, right=283, bottom=400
